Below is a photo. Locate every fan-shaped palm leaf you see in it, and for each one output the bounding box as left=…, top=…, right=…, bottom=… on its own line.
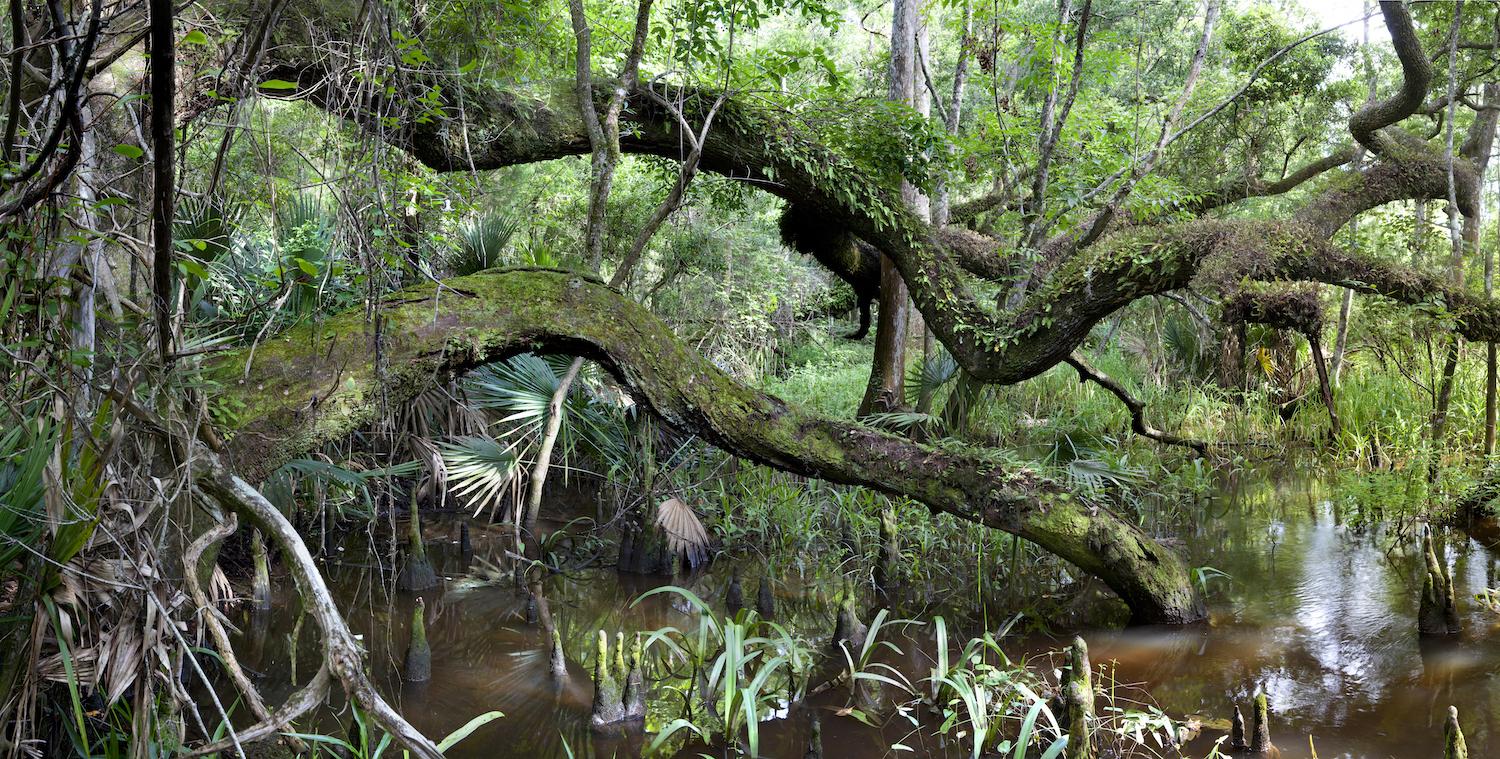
left=656, top=497, right=710, bottom=569
left=451, top=213, right=518, bottom=275
left=439, top=436, right=522, bottom=518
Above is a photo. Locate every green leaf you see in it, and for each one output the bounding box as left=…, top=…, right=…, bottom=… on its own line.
left=258, top=78, right=299, bottom=90
left=435, top=711, right=504, bottom=751
left=181, top=30, right=209, bottom=46
left=112, top=144, right=144, bottom=160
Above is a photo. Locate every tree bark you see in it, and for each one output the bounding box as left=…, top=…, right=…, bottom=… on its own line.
left=860, top=0, right=922, bottom=416
left=149, top=0, right=176, bottom=362
left=211, top=269, right=1206, bottom=624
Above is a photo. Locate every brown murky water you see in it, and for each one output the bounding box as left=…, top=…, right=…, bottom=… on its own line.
left=226, top=470, right=1500, bottom=758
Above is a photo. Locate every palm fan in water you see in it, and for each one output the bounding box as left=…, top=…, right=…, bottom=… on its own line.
left=656, top=497, right=710, bottom=569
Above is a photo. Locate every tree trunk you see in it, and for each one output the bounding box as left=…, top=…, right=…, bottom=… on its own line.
left=149, top=0, right=176, bottom=362
left=860, top=0, right=921, bottom=416
left=211, top=269, right=1206, bottom=624
left=525, top=357, right=585, bottom=527
left=1306, top=330, right=1341, bottom=438
left=1487, top=172, right=1497, bottom=457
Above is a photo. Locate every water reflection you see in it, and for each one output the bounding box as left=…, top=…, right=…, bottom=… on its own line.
left=230, top=469, right=1500, bottom=757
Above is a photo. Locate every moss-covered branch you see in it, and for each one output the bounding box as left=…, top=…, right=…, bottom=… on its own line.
left=209, top=268, right=1205, bottom=624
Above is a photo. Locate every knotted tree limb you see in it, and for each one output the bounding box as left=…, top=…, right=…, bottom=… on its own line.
left=254, top=0, right=1494, bottom=389
left=196, top=454, right=445, bottom=759
left=209, top=268, right=1205, bottom=624
left=185, top=663, right=332, bottom=757
left=1063, top=354, right=1208, bottom=455
left=181, top=512, right=308, bottom=754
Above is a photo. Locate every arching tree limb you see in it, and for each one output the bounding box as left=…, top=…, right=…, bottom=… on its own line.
left=211, top=268, right=1206, bottom=624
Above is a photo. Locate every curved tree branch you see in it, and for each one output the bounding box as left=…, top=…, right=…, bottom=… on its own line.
left=1064, top=354, right=1208, bottom=455
left=1350, top=0, right=1433, bottom=155
left=210, top=268, right=1206, bottom=624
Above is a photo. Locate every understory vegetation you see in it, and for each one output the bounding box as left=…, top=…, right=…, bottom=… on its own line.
left=8, top=0, right=1500, bottom=756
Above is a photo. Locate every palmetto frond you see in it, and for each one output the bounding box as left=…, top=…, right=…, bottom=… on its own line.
left=463, top=354, right=631, bottom=476
left=655, top=497, right=711, bottom=570
left=451, top=212, right=518, bottom=275
left=439, top=436, right=522, bottom=518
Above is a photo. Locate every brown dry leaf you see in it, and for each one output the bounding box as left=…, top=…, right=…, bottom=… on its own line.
left=656, top=497, right=709, bottom=569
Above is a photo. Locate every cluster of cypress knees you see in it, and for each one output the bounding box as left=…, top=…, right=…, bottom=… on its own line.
left=386, top=517, right=1474, bottom=757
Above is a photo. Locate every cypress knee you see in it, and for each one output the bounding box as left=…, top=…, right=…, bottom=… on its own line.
left=591, top=630, right=625, bottom=727
left=549, top=627, right=568, bottom=682
left=1230, top=704, right=1247, bottom=751
left=726, top=570, right=743, bottom=615
left=1250, top=689, right=1272, bottom=754
left=250, top=528, right=272, bottom=610
left=623, top=633, right=646, bottom=721
left=804, top=711, right=822, bottom=759
left=1064, top=637, right=1093, bottom=759
left=832, top=590, right=867, bottom=653
left=1420, top=533, right=1462, bottom=636
left=396, top=497, right=439, bottom=591
left=404, top=598, right=432, bottom=682
left=1446, top=705, right=1468, bottom=759
left=757, top=577, right=775, bottom=619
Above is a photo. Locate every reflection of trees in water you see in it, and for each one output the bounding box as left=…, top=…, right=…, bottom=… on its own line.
left=226, top=480, right=1500, bottom=758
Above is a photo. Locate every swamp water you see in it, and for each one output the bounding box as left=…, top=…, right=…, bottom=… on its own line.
left=227, top=471, right=1500, bottom=758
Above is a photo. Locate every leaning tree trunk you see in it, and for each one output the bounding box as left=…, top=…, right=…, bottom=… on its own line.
left=209, top=268, right=1205, bottom=624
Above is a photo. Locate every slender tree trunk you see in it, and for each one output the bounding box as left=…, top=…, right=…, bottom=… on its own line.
left=1306, top=330, right=1341, bottom=438
left=1331, top=219, right=1355, bottom=385
left=917, top=326, right=937, bottom=415
left=931, top=0, right=972, bottom=229
left=860, top=0, right=921, bottom=416
left=149, top=0, right=176, bottom=362
left=525, top=357, right=584, bottom=527
left=1482, top=171, right=1494, bottom=456
left=1429, top=14, right=1466, bottom=485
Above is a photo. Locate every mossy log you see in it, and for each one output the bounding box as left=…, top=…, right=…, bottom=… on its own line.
left=211, top=269, right=1205, bottom=624
left=404, top=598, right=432, bottom=683
left=1420, top=533, right=1462, bottom=636
left=261, top=43, right=1500, bottom=389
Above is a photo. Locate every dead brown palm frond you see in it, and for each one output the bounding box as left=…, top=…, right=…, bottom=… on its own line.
left=410, top=436, right=448, bottom=509
left=655, top=497, right=710, bottom=569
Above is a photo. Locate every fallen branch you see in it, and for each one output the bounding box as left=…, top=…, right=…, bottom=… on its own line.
left=1064, top=354, right=1209, bottom=456
left=185, top=663, right=332, bottom=757
left=196, top=452, right=444, bottom=759
left=181, top=512, right=306, bottom=754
